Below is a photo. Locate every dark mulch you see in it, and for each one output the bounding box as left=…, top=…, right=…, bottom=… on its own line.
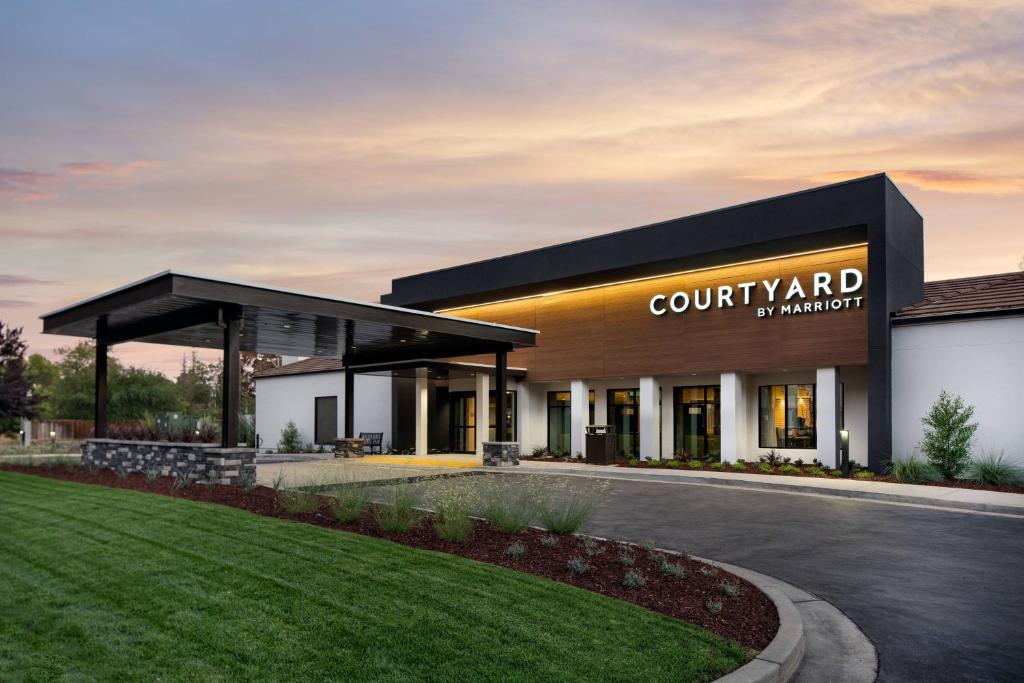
left=614, top=459, right=1024, bottom=494
left=1, top=463, right=778, bottom=651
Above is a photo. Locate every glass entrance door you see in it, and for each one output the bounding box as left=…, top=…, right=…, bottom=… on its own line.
left=673, top=386, right=721, bottom=458
left=450, top=392, right=476, bottom=453
left=607, top=388, right=640, bottom=457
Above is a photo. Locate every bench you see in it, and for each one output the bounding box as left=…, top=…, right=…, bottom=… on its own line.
left=359, top=432, right=383, bottom=455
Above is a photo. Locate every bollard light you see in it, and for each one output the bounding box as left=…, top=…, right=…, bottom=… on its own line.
left=839, top=429, right=850, bottom=478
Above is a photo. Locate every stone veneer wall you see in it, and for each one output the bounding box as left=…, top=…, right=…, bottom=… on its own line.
left=82, top=439, right=256, bottom=485
left=483, top=441, right=520, bottom=467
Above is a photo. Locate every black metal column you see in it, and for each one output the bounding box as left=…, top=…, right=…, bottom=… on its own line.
left=94, top=316, right=108, bottom=438
left=221, top=314, right=241, bottom=447
left=495, top=349, right=508, bottom=441
left=344, top=366, right=355, bottom=439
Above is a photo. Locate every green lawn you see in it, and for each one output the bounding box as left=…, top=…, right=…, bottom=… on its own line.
left=0, top=472, right=747, bottom=682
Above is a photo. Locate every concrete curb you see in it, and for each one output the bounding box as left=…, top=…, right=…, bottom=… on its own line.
left=707, top=563, right=805, bottom=683
left=517, top=466, right=1024, bottom=517
left=704, top=558, right=877, bottom=683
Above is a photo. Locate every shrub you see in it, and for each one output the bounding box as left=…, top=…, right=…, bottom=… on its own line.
left=660, top=560, right=685, bottom=578
left=626, top=457, right=640, bottom=466
left=760, top=449, right=784, bottom=467
left=731, top=462, right=747, bottom=471
left=540, top=534, right=558, bottom=547
left=617, top=553, right=635, bottom=566
left=566, top=557, right=590, bottom=575
left=271, top=469, right=287, bottom=492
left=331, top=483, right=371, bottom=523
left=115, top=465, right=129, bottom=480
left=887, top=453, right=941, bottom=483
left=202, top=469, right=219, bottom=490
left=805, top=466, right=826, bottom=476
left=481, top=477, right=538, bottom=534
left=710, top=462, right=726, bottom=470
left=719, top=582, right=740, bottom=597
left=688, top=460, right=704, bottom=469
left=778, top=464, right=800, bottom=474
left=921, top=390, right=978, bottom=480
left=969, top=451, right=1024, bottom=487
left=622, top=571, right=646, bottom=589
left=853, top=470, right=873, bottom=480
left=758, top=463, right=773, bottom=473
left=374, top=486, right=420, bottom=532
left=433, top=485, right=476, bottom=543
left=278, top=487, right=320, bottom=515
left=531, top=446, right=546, bottom=458
left=581, top=537, right=606, bottom=556
left=640, top=539, right=656, bottom=553
left=666, top=460, right=681, bottom=469
left=505, top=542, right=525, bottom=558
left=699, top=565, right=719, bottom=578
left=278, top=421, right=302, bottom=454
left=705, top=599, right=723, bottom=614
left=144, top=467, right=161, bottom=485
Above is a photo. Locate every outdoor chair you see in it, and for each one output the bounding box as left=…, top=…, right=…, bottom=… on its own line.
left=360, top=432, right=383, bottom=455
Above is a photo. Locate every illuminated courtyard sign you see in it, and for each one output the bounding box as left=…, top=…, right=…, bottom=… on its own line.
left=649, top=268, right=864, bottom=318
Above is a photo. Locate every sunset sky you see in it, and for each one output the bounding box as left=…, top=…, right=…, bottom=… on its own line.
left=2, top=1, right=1023, bottom=376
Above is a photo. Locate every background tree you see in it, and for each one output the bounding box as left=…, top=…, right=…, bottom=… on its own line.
left=0, top=322, right=40, bottom=433
left=50, top=342, right=182, bottom=422
left=175, top=352, right=219, bottom=416
left=26, top=354, right=58, bottom=420
left=241, top=352, right=281, bottom=414
left=920, top=390, right=978, bottom=480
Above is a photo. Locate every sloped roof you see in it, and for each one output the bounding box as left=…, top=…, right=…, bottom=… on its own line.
left=253, top=357, right=344, bottom=378
left=895, top=271, right=1024, bottom=323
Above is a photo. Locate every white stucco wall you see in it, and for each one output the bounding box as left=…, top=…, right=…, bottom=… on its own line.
left=893, top=316, right=1024, bottom=465
left=254, top=371, right=392, bottom=451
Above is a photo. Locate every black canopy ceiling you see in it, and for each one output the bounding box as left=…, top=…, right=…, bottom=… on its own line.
left=41, top=271, right=537, bottom=365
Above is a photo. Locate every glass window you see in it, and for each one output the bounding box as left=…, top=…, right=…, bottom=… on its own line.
left=314, top=396, right=338, bottom=445
left=758, top=384, right=815, bottom=449
left=547, top=391, right=571, bottom=454
left=488, top=390, right=517, bottom=442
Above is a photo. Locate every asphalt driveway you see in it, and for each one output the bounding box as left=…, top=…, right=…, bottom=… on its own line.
left=570, top=477, right=1023, bottom=682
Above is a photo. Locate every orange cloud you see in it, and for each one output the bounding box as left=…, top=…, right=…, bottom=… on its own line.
left=61, top=160, right=159, bottom=176
left=0, top=168, right=60, bottom=202
left=812, top=170, right=1024, bottom=195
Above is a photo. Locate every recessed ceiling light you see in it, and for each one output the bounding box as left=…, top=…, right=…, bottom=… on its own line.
left=283, top=324, right=291, bottom=329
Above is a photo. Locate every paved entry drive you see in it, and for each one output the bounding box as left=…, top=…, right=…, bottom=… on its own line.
left=569, top=476, right=1024, bottom=683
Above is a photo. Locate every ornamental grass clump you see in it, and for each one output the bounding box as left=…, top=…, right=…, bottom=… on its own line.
left=660, top=560, right=685, bottom=578
left=622, top=571, right=646, bottom=589
left=432, top=484, right=477, bottom=543
left=699, top=565, right=719, bottom=578
left=144, top=467, right=160, bottom=486
left=921, top=390, right=978, bottom=480
left=969, top=451, right=1024, bottom=486
left=538, top=479, right=609, bottom=535
left=617, top=552, right=635, bottom=567
left=705, top=599, right=723, bottom=614
left=278, top=487, right=321, bottom=515
left=481, top=476, right=538, bottom=534
left=540, top=534, right=558, bottom=547
left=505, top=542, right=525, bottom=558
left=331, top=483, right=372, bottom=523
left=238, top=469, right=259, bottom=494
left=374, top=485, right=420, bottom=533
left=888, top=453, right=942, bottom=483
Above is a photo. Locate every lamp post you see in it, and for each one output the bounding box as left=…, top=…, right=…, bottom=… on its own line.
left=839, top=429, right=850, bottom=478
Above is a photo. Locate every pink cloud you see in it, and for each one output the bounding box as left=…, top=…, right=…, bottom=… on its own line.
left=812, top=170, right=1023, bottom=195
left=61, top=160, right=159, bottom=176
left=0, top=168, right=60, bottom=202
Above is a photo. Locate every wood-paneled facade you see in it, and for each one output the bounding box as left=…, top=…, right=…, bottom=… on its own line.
left=443, top=245, right=868, bottom=382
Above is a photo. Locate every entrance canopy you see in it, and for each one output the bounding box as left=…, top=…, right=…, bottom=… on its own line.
left=41, top=271, right=537, bottom=446
left=41, top=271, right=537, bottom=365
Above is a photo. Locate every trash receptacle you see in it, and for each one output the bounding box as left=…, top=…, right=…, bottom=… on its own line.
left=585, top=425, right=617, bottom=465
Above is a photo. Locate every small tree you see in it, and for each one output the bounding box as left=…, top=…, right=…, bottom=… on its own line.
left=0, top=322, right=40, bottom=424
left=920, top=391, right=978, bottom=480
left=279, top=421, right=302, bottom=453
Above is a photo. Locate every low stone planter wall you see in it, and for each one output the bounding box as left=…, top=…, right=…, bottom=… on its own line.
left=483, top=441, right=520, bottom=467
left=82, top=439, right=256, bottom=485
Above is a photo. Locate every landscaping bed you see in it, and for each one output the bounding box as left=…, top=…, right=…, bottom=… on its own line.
left=610, top=458, right=1024, bottom=494
left=0, top=462, right=777, bottom=652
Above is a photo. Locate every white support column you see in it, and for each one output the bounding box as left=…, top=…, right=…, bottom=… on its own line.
left=475, top=371, right=490, bottom=456
left=720, top=372, right=746, bottom=463
left=515, top=381, right=530, bottom=449
left=570, top=380, right=588, bottom=459
left=593, top=384, right=607, bottom=427
left=816, top=366, right=840, bottom=468
left=414, top=369, right=429, bottom=456
left=639, top=377, right=659, bottom=460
